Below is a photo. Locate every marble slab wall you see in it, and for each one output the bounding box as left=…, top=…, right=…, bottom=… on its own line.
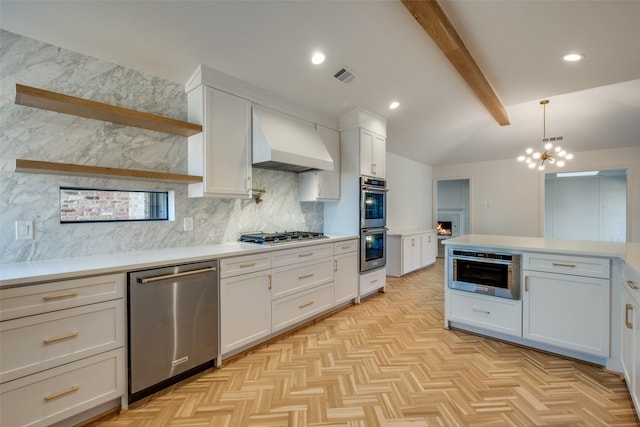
left=0, top=30, right=323, bottom=264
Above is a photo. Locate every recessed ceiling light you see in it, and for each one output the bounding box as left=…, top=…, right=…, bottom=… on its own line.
left=311, top=52, right=325, bottom=65
left=562, top=53, right=585, bottom=62
left=389, top=101, right=400, bottom=110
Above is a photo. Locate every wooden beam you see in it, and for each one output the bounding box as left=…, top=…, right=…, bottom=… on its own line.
left=15, top=159, right=203, bottom=184
left=401, top=0, right=510, bottom=126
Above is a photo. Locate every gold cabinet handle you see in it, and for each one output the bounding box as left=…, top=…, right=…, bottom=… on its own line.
left=139, top=267, right=216, bottom=284
left=240, top=262, right=256, bottom=268
left=525, top=276, right=529, bottom=292
left=43, top=292, right=79, bottom=302
left=342, top=245, right=351, bottom=250
left=334, top=260, right=338, bottom=272
left=625, top=304, right=634, bottom=329
left=472, top=308, right=490, bottom=315
left=298, top=252, right=314, bottom=258
left=627, top=280, right=639, bottom=290
left=44, top=385, right=79, bottom=401
left=411, top=238, right=415, bottom=247
left=298, top=273, right=314, bottom=280
left=268, top=274, right=272, bottom=290
left=43, top=331, right=79, bottom=344
left=552, top=262, right=577, bottom=268
left=371, top=279, right=378, bottom=284
left=299, top=301, right=314, bottom=309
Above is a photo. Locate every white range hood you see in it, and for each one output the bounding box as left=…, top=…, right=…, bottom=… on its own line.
left=252, top=105, right=334, bottom=173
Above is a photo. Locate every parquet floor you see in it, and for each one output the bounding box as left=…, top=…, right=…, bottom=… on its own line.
left=89, top=259, right=639, bottom=426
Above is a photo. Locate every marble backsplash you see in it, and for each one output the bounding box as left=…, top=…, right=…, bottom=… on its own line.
left=0, top=30, right=323, bottom=264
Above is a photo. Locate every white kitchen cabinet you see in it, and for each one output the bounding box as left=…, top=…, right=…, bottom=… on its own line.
left=0, top=273, right=126, bottom=427
left=622, top=262, right=640, bottom=415
left=220, top=254, right=272, bottom=355
left=360, top=267, right=386, bottom=296
left=187, top=85, right=252, bottom=198
left=299, top=125, right=340, bottom=201
left=523, top=266, right=610, bottom=358
left=449, top=291, right=522, bottom=337
left=359, top=128, right=386, bottom=178
left=421, top=231, right=437, bottom=267
left=333, top=240, right=358, bottom=305
left=387, top=230, right=437, bottom=277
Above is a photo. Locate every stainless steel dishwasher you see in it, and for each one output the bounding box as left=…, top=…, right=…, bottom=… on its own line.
left=127, top=260, right=218, bottom=403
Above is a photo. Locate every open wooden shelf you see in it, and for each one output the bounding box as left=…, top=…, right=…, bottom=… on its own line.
left=15, top=84, right=202, bottom=137
left=15, top=159, right=203, bottom=184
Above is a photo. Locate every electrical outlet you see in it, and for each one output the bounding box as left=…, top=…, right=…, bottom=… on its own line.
left=184, top=217, right=194, bottom=232
left=15, top=220, right=34, bottom=240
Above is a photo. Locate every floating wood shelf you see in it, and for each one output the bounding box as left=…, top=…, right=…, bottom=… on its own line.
left=15, top=159, right=203, bottom=184
left=15, top=84, right=202, bottom=137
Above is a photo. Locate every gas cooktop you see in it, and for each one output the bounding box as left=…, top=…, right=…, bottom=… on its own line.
left=239, top=231, right=327, bottom=245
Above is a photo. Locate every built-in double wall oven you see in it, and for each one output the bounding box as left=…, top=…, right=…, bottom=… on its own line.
left=360, top=177, right=387, bottom=272
left=448, top=249, right=521, bottom=299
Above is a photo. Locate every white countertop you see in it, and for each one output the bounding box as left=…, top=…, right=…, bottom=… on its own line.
left=443, top=234, right=640, bottom=273
left=387, top=229, right=435, bottom=237
left=0, top=235, right=358, bottom=288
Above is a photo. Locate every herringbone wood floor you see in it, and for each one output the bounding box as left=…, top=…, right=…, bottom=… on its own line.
left=90, top=259, right=639, bottom=426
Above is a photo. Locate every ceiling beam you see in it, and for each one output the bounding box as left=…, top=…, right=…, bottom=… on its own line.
left=401, top=0, right=510, bottom=126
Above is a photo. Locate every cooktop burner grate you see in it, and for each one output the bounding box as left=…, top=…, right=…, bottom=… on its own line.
left=239, top=231, right=326, bottom=244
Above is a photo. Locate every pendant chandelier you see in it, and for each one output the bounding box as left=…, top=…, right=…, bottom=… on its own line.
left=517, top=99, right=573, bottom=170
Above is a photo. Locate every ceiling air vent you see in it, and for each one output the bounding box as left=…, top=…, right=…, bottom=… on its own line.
left=333, top=67, right=357, bottom=84
left=543, top=135, right=564, bottom=143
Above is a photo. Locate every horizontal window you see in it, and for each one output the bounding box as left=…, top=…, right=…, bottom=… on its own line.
left=60, top=187, right=170, bottom=223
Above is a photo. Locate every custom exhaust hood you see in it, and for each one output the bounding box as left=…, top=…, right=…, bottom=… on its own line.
left=252, top=105, right=334, bottom=173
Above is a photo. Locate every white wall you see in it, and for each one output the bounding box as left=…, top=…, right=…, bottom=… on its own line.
left=433, top=146, right=640, bottom=242
left=386, top=152, right=433, bottom=231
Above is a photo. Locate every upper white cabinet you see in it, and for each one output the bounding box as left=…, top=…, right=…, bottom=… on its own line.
left=298, top=125, right=340, bottom=201
left=187, top=86, right=252, bottom=198
left=359, top=128, right=386, bottom=178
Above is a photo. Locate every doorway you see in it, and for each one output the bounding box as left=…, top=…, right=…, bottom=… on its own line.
left=435, top=178, right=471, bottom=256
left=544, top=169, right=627, bottom=242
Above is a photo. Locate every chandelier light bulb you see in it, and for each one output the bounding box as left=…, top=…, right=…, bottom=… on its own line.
left=555, top=146, right=562, bottom=153
left=557, top=160, right=566, bottom=167
left=559, top=150, right=567, bottom=157
left=532, top=152, right=541, bottom=159
left=528, top=162, right=536, bottom=169
left=544, top=142, right=553, bottom=150
left=517, top=155, right=526, bottom=162
left=565, top=153, right=574, bottom=160
left=526, top=148, right=533, bottom=155
left=538, top=165, right=545, bottom=171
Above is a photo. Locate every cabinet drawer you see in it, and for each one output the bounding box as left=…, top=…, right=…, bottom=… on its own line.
left=0, top=348, right=124, bottom=427
left=449, top=291, right=522, bottom=337
left=1, top=300, right=124, bottom=384
left=0, top=274, right=124, bottom=321
left=271, top=259, right=333, bottom=299
left=334, top=240, right=358, bottom=256
left=220, top=253, right=271, bottom=278
left=623, top=262, right=640, bottom=305
left=272, top=243, right=333, bottom=268
left=523, top=253, right=610, bottom=279
left=272, top=283, right=333, bottom=331
left=360, top=268, right=386, bottom=296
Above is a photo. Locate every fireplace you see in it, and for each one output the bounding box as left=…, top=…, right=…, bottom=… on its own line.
left=437, top=221, right=453, bottom=236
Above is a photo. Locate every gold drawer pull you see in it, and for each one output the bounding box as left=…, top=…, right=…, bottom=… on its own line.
left=342, top=245, right=351, bottom=250
left=43, top=332, right=79, bottom=344
left=298, top=273, right=314, bottom=280
left=299, top=301, right=314, bottom=309
left=627, top=280, right=639, bottom=290
left=268, top=274, right=272, bottom=290
left=44, top=385, right=79, bottom=401
left=552, top=262, right=577, bottom=268
left=625, top=304, right=634, bottom=329
left=298, top=252, right=314, bottom=258
left=371, top=279, right=378, bottom=284
left=334, top=260, right=338, bottom=272
left=43, top=292, right=79, bottom=302
left=240, top=262, right=256, bottom=268
left=472, top=308, right=491, bottom=315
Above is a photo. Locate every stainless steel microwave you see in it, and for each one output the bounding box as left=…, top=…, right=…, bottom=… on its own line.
left=448, top=249, right=521, bottom=300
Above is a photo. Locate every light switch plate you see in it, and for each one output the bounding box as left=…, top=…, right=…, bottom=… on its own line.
left=183, top=217, right=194, bottom=232
left=15, top=220, right=34, bottom=240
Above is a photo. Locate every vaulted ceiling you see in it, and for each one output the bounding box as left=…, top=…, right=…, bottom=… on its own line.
left=2, top=0, right=639, bottom=166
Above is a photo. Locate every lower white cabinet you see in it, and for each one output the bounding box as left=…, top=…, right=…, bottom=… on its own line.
left=449, top=291, right=522, bottom=337
left=387, top=230, right=437, bottom=277
left=220, top=270, right=272, bottom=354
left=622, top=263, right=640, bottom=415
left=523, top=270, right=610, bottom=357
left=360, top=267, right=386, bottom=296
left=0, top=273, right=126, bottom=427
left=272, top=283, right=333, bottom=331
left=334, top=251, right=358, bottom=305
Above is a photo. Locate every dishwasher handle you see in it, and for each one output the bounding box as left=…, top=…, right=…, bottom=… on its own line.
left=138, top=267, right=217, bottom=284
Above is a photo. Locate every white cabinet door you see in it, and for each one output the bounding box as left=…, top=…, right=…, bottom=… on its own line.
left=298, top=126, right=340, bottom=201
left=621, top=286, right=636, bottom=388
left=402, top=234, right=421, bottom=274
left=359, top=129, right=385, bottom=178
left=188, top=86, right=252, bottom=198
left=523, top=271, right=610, bottom=357
left=421, top=231, right=436, bottom=267
left=334, top=251, right=357, bottom=305
left=220, top=271, right=271, bottom=354
left=633, top=297, right=640, bottom=415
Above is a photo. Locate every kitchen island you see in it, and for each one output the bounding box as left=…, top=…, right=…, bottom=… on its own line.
left=443, top=234, right=640, bottom=417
